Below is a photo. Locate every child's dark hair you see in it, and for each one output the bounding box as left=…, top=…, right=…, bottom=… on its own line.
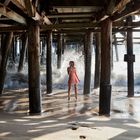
left=69, top=61, right=74, bottom=66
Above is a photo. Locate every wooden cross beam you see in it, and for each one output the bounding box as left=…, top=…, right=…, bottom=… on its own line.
left=4, top=0, right=11, bottom=6
left=96, top=0, right=132, bottom=22
left=112, top=0, right=140, bottom=21
left=41, top=22, right=98, bottom=30
left=24, top=0, right=35, bottom=17
left=11, top=0, right=26, bottom=12
left=24, top=0, right=51, bottom=25
left=0, top=3, right=26, bottom=25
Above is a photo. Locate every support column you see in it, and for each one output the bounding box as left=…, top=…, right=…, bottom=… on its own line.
left=83, top=31, right=93, bottom=94
left=18, top=33, right=28, bottom=72
left=57, top=33, right=62, bottom=69
left=94, top=33, right=101, bottom=89
left=124, top=16, right=135, bottom=97
left=99, top=18, right=112, bottom=116
left=28, top=21, right=41, bottom=114
left=41, top=37, right=45, bottom=64
left=46, top=31, right=52, bottom=94
left=62, top=37, right=65, bottom=54
left=114, top=34, right=119, bottom=61
left=0, top=32, right=13, bottom=94
left=0, top=35, right=2, bottom=67
left=12, top=37, right=17, bottom=63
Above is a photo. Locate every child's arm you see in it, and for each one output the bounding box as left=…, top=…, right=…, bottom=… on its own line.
left=75, top=69, right=80, bottom=82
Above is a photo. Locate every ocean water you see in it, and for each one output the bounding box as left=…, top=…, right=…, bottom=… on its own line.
left=4, top=43, right=140, bottom=93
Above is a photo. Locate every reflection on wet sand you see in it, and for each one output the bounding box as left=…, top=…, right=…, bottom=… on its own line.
left=0, top=89, right=140, bottom=140
left=1, top=89, right=140, bottom=119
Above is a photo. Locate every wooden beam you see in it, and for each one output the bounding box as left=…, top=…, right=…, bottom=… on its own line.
left=23, top=0, right=51, bottom=25
left=4, top=0, right=11, bottom=6
left=47, top=12, right=95, bottom=18
left=0, top=20, right=140, bottom=32
left=95, top=0, right=116, bottom=22
left=112, top=0, right=140, bottom=21
left=0, top=3, right=26, bottom=24
left=96, top=0, right=131, bottom=22
left=106, top=0, right=116, bottom=15
left=0, top=25, right=26, bottom=32
left=46, top=0, right=103, bottom=7
left=114, top=0, right=131, bottom=13
left=11, top=0, right=26, bottom=12
left=41, top=22, right=98, bottom=30
left=24, top=0, right=35, bottom=17
left=32, top=12, right=52, bottom=25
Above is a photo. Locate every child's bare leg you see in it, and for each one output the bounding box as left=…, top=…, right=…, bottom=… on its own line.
left=68, top=83, right=71, bottom=100
left=74, top=84, right=77, bottom=99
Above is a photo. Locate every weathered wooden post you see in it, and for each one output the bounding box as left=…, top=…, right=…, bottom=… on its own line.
left=94, top=33, right=101, bottom=89
left=0, top=35, right=2, bottom=67
left=124, top=16, right=135, bottom=97
left=83, top=31, right=93, bottom=94
left=18, top=33, right=28, bottom=72
left=114, top=34, right=119, bottom=61
left=28, top=20, right=42, bottom=114
left=57, top=33, right=62, bottom=69
left=46, top=31, right=52, bottom=94
left=12, top=36, right=17, bottom=63
left=99, top=18, right=112, bottom=116
left=0, top=32, right=13, bottom=94
left=62, top=37, right=65, bottom=54
left=41, top=37, right=45, bottom=64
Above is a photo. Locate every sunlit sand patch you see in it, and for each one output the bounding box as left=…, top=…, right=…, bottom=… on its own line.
left=24, top=123, right=41, bottom=126
left=125, top=123, right=140, bottom=128
left=95, top=126, right=127, bottom=139
left=135, top=138, right=140, bottom=140
left=36, top=123, right=66, bottom=129
left=28, top=129, right=43, bottom=133
left=40, top=120, right=58, bottom=123
left=31, top=126, right=126, bottom=140
left=87, top=116, right=111, bottom=121
left=13, top=119, right=30, bottom=122
left=0, top=132, right=11, bottom=136
left=57, top=114, right=75, bottom=119
left=0, top=121, right=7, bottom=123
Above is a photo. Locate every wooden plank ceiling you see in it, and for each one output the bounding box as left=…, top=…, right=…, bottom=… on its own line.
left=0, top=0, right=139, bottom=32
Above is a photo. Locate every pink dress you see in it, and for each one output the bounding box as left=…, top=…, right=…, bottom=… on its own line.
left=68, top=67, right=79, bottom=85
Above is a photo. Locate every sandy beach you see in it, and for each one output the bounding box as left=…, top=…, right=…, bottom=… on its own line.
left=0, top=88, right=140, bottom=140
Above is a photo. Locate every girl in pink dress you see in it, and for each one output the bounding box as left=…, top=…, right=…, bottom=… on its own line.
left=67, top=61, right=79, bottom=100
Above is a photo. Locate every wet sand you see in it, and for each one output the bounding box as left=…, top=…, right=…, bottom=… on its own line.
left=0, top=88, right=140, bottom=140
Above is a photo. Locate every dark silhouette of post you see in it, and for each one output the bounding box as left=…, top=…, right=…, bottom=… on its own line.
left=28, top=21, right=42, bottom=114
left=57, top=33, right=62, bottom=69
left=99, top=18, right=112, bottom=116
left=18, top=33, right=28, bottom=72
left=124, top=16, right=135, bottom=97
left=83, top=31, right=93, bottom=94
left=46, top=31, right=52, bottom=94
left=0, top=32, right=13, bottom=94
left=94, top=33, right=101, bottom=89
left=114, top=34, right=119, bottom=61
